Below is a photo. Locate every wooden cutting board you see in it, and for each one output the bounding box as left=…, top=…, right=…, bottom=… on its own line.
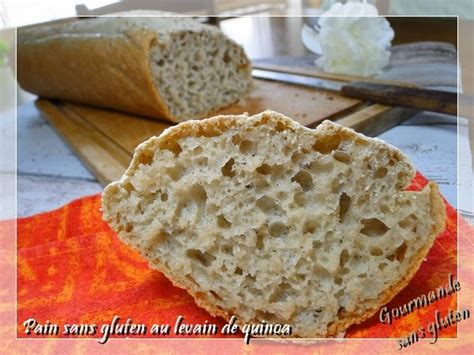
left=35, top=42, right=456, bottom=186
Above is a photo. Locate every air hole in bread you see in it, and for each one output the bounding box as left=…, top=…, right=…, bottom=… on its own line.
left=235, top=267, right=243, bottom=275
left=375, top=167, right=388, bottom=179
left=269, top=222, right=289, bottom=238
left=370, top=247, right=384, bottom=256
left=167, top=163, right=184, bottom=181
left=379, top=204, right=390, bottom=213
left=186, top=249, right=215, bottom=267
left=291, top=151, right=304, bottom=163
left=360, top=218, right=389, bottom=237
left=378, top=262, right=387, bottom=270
left=189, top=184, right=207, bottom=205
left=256, top=230, right=265, bottom=250
left=338, top=193, right=351, bottom=222
left=295, top=273, right=305, bottom=281
left=256, top=195, right=280, bottom=213
left=174, top=202, right=187, bottom=219
left=333, top=151, right=351, bottom=164
left=269, top=282, right=295, bottom=303
left=239, top=140, right=255, bottom=154
left=294, top=192, right=305, bottom=207
left=196, top=157, right=208, bottom=166
left=399, top=214, right=417, bottom=232
left=248, top=286, right=263, bottom=297
left=397, top=171, right=406, bottom=179
left=193, top=146, right=203, bottom=155
left=334, top=277, right=343, bottom=285
left=386, top=254, right=395, bottom=262
left=396, top=242, right=408, bottom=262
left=217, top=215, right=232, bottom=229
left=323, top=231, right=334, bottom=252
left=256, top=164, right=272, bottom=175
left=307, top=159, right=334, bottom=173
left=358, top=273, right=367, bottom=278
left=339, top=249, right=349, bottom=267
left=125, top=223, right=133, bottom=233
left=255, top=310, right=279, bottom=322
left=340, top=267, right=350, bottom=275
left=160, top=141, right=182, bottom=156
left=137, top=151, right=154, bottom=166
left=292, top=170, right=313, bottom=192
left=160, top=191, right=168, bottom=202
left=303, top=220, right=319, bottom=234
left=221, top=244, right=233, bottom=255
left=149, top=230, right=169, bottom=246
left=274, top=120, right=288, bottom=132
left=231, top=134, right=241, bottom=145
left=258, top=163, right=285, bottom=176
left=221, top=158, right=235, bottom=178
left=199, top=125, right=224, bottom=138
left=223, top=51, right=231, bottom=64
left=313, top=240, right=322, bottom=249
left=313, top=134, right=341, bottom=154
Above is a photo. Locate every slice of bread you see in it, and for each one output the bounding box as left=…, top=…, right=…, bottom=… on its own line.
left=102, top=111, right=445, bottom=337
left=17, top=14, right=252, bottom=122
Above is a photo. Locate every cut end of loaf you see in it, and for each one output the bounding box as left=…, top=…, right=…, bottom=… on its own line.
left=102, top=111, right=446, bottom=338
left=148, top=25, right=252, bottom=122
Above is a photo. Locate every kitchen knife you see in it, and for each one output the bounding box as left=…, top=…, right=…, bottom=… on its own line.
left=252, top=67, right=471, bottom=117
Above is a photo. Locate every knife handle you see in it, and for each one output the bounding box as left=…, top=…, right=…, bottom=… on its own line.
left=341, top=81, right=459, bottom=116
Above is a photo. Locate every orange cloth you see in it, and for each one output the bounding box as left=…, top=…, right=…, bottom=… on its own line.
left=16, top=172, right=457, bottom=339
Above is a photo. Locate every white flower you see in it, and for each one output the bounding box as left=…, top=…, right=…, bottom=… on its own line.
left=302, top=1, right=394, bottom=76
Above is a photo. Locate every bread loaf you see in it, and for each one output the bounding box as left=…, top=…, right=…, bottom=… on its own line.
left=17, top=15, right=252, bottom=123
left=102, top=111, right=445, bottom=337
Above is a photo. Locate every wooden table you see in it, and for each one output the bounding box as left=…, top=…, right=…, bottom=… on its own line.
left=8, top=16, right=472, bottom=222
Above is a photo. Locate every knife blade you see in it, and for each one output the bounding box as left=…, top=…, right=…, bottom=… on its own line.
left=252, top=68, right=344, bottom=92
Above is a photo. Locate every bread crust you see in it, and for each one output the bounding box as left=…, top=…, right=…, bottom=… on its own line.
left=17, top=17, right=251, bottom=123
left=102, top=110, right=446, bottom=338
